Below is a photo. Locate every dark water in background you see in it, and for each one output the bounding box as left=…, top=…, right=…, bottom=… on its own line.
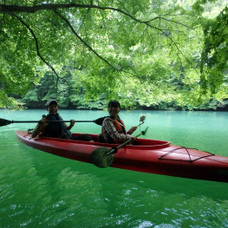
left=0, top=109, right=228, bottom=227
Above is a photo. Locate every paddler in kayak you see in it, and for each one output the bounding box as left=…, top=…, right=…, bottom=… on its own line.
left=31, top=99, right=76, bottom=138
left=31, top=100, right=91, bottom=141
left=98, top=100, right=137, bottom=143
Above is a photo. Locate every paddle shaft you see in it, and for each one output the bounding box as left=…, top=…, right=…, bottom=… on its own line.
left=90, top=127, right=148, bottom=168
left=0, top=117, right=105, bottom=126
left=1, top=114, right=146, bottom=127
left=106, top=118, right=145, bottom=152
left=105, top=131, right=145, bottom=156
left=10, top=120, right=93, bottom=123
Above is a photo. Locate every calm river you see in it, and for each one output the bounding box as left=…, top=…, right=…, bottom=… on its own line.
left=0, top=109, right=228, bottom=227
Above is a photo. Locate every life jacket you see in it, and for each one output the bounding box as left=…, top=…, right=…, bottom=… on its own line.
left=42, top=113, right=72, bottom=138
left=98, top=117, right=126, bottom=143
left=113, top=119, right=126, bottom=134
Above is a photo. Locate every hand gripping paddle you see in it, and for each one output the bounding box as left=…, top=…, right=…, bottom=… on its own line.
left=90, top=127, right=148, bottom=168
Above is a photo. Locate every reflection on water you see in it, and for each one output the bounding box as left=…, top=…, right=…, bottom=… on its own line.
left=0, top=109, right=228, bottom=227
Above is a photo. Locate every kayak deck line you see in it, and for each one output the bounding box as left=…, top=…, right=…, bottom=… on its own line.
left=15, top=130, right=228, bottom=183
left=159, top=146, right=215, bottom=162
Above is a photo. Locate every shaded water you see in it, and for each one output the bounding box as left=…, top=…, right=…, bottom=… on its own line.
left=0, top=109, right=228, bottom=227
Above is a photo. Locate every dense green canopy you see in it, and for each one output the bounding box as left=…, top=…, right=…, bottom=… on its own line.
left=0, top=0, right=227, bottom=109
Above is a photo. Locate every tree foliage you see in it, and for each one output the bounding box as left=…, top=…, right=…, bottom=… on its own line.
left=200, top=5, right=228, bottom=94
left=0, top=0, right=227, bottom=109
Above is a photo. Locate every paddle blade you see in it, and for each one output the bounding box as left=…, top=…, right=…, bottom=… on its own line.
left=142, top=126, right=149, bottom=135
left=93, top=117, right=106, bottom=126
left=0, top=118, right=12, bottom=126
left=90, top=147, right=114, bottom=168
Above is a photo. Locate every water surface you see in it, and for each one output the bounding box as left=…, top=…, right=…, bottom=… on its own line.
left=0, top=109, right=228, bottom=227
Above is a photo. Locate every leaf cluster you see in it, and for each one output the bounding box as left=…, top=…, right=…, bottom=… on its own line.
left=0, top=0, right=227, bottom=109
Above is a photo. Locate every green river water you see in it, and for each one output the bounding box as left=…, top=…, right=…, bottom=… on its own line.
left=0, top=109, right=228, bottom=227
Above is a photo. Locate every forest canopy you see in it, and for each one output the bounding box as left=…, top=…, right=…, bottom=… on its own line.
left=0, top=0, right=227, bottom=110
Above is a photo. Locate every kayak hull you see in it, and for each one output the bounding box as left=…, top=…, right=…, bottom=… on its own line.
left=15, top=131, right=228, bottom=183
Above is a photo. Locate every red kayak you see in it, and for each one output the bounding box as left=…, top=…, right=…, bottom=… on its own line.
left=15, top=130, right=228, bottom=183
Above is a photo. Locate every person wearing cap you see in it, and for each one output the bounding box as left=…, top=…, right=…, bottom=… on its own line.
left=31, top=99, right=76, bottom=138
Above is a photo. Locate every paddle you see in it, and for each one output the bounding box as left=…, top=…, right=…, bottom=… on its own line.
left=137, top=115, right=146, bottom=127
left=90, top=127, right=148, bottom=168
left=0, top=116, right=106, bottom=127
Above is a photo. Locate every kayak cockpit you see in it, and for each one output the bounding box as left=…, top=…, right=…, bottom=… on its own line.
left=18, top=131, right=171, bottom=150
left=72, top=133, right=171, bottom=149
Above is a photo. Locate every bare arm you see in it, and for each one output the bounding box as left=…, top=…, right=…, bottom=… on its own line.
left=65, top=119, right=76, bottom=131
left=127, top=126, right=137, bottom=135
left=31, top=116, right=48, bottom=138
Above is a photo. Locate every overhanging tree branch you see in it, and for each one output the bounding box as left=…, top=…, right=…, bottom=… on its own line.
left=1, top=3, right=192, bottom=66
left=11, top=13, right=60, bottom=79
left=53, top=10, right=117, bottom=70
left=0, top=4, right=190, bottom=29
